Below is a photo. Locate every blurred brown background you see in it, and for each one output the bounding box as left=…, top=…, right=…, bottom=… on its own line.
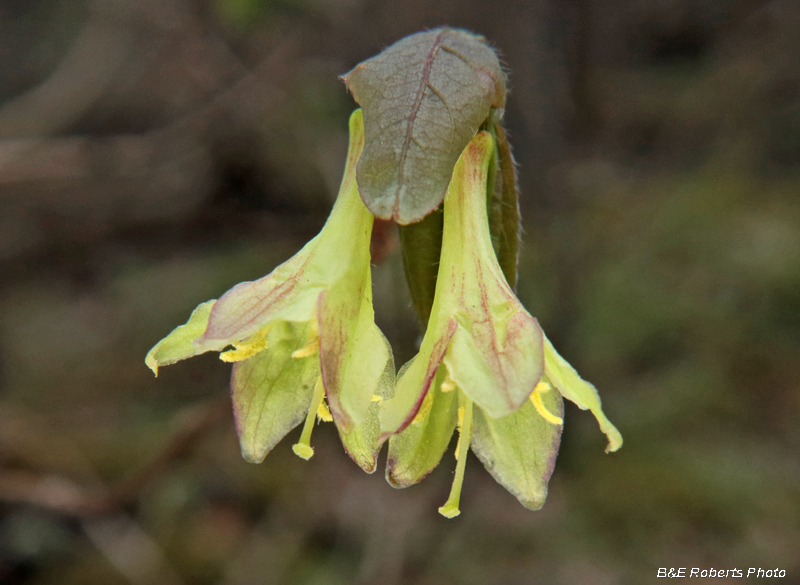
left=1, top=0, right=799, bottom=583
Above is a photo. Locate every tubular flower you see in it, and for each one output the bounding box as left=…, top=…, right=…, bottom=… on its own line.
left=380, top=131, right=623, bottom=517
left=145, top=110, right=394, bottom=472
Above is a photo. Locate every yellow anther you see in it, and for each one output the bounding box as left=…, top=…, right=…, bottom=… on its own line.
left=370, top=395, right=383, bottom=402
left=440, top=369, right=457, bottom=393
left=317, top=399, right=333, bottom=422
left=220, top=328, right=270, bottom=362
left=454, top=406, right=466, bottom=460
left=291, top=319, right=319, bottom=358
left=412, top=390, right=434, bottom=424
left=291, top=337, right=319, bottom=359
left=530, top=383, right=563, bottom=425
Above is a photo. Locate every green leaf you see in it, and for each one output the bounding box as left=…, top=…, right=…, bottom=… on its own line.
left=343, top=28, right=506, bottom=225
left=543, top=334, right=623, bottom=453
left=145, top=300, right=216, bottom=375
left=231, top=321, right=320, bottom=463
left=488, top=120, right=520, bottom=289
left=471, top=389, right=563, bottom=510
left=398, top=206, right=443, bottom=327
left=386, top=365, right=458, bottom=487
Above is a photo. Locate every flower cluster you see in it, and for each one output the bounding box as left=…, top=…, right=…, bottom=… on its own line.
left=147, top=109, right=622, bottom=517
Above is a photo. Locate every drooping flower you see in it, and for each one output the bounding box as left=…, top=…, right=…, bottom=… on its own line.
left=145, top=110, right=394, bottom=472
left=380, top=131, right=622, bottom=517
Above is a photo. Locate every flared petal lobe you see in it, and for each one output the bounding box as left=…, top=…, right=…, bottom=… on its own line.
left=145, top=300, right=216, bottom=375
left=542, top=335, right=623, bottom=453
left=231, top=322, right=320, bottom=463
left=386, top=365, right=459, bottom=487
left=335, top=333, right=396, bottom=473
left=471, top=385, right=563, bottom=510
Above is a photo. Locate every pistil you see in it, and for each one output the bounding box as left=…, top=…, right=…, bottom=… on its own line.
left=293, top=376, right=326, bottom=460
left=438, top=394, right=473, bottom=518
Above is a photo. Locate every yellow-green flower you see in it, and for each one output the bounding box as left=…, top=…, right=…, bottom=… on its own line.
left=380, top=131, right=623, bottom=517
left=145, top=110, right=393, bottom=472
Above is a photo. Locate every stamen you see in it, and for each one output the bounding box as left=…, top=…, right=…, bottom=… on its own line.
left=370, top=395, right=383, bottom=402
left=454, top=406, right=465, bottom=459
left=220, top=328, right=270, bottom=362
left=292, top=376, right=326, bottom=460
left=292, top=319, right=320, bottom=359
left=317, top=398, right=333, bottom=422
left=411, top=390, right=434, bottom=424
left=291, top=337, right=319, bottom=359
left=440, top=369, right=457, bottom=393
left=438, top=395, right=473, bottom=519
left=530, top=381, right=563, bottom=425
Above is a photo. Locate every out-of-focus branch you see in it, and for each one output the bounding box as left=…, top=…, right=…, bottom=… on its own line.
left=0, top=31, right=299, bottom=266
left=0, top=470, right=108, bottom=515
left=0, top=0, right=137, bottom=139
left=110, top=396, right=230, bottom=506
left=0, top=396, right=230, bottom=516
left=82, top=514, right=186, bottom=585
